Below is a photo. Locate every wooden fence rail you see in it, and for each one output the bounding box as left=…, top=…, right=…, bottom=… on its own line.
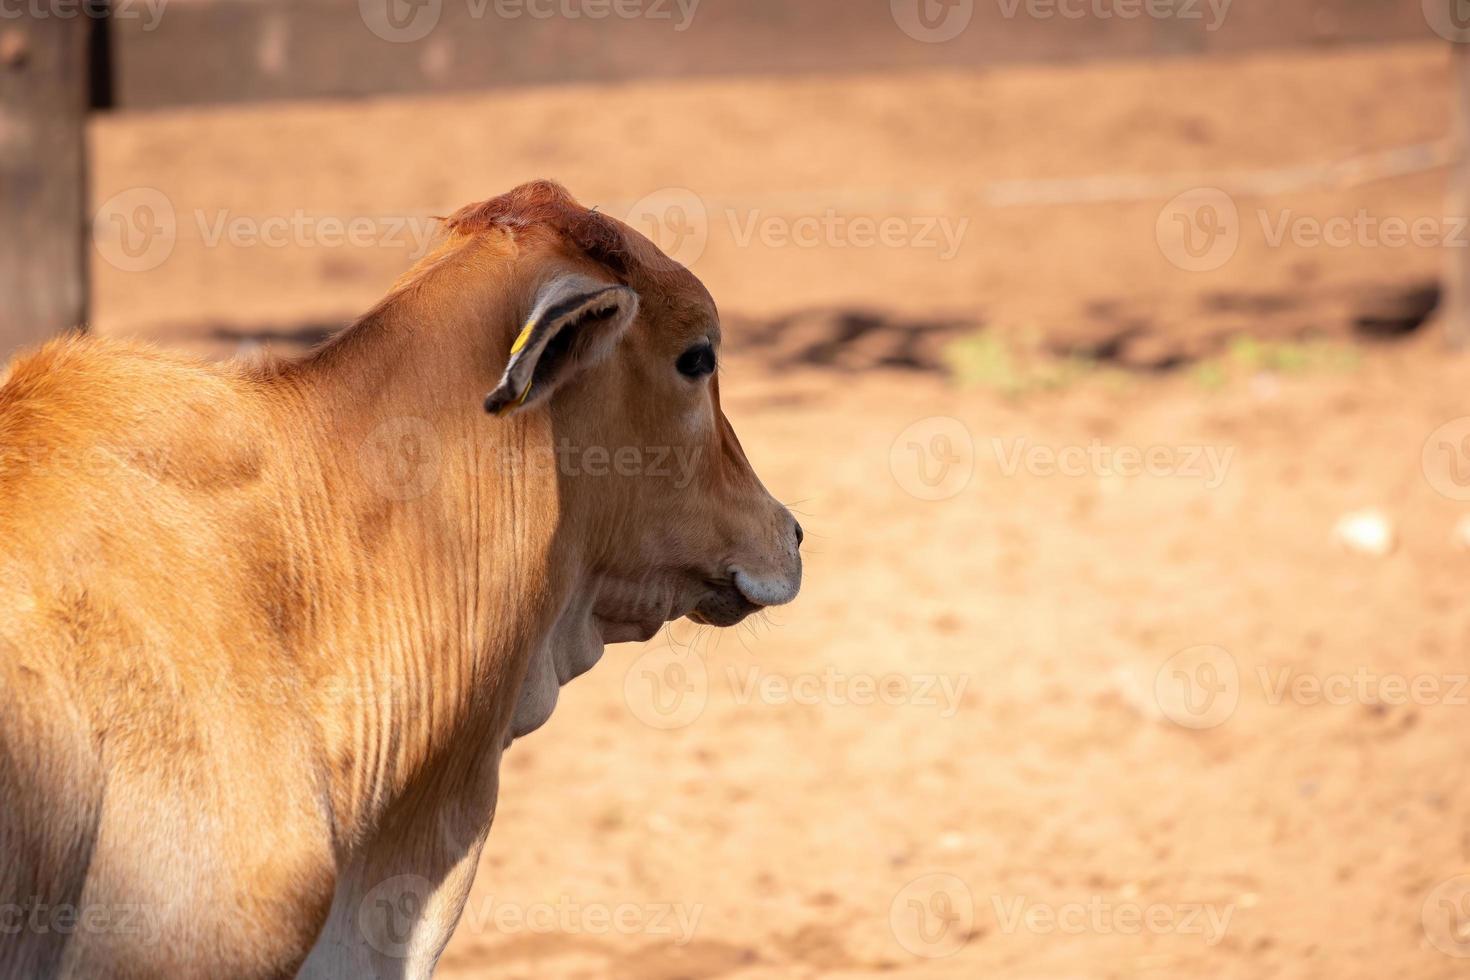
left=113, top=0, right=1433, bottom=109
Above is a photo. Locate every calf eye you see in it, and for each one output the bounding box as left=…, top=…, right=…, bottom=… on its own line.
left=676, top=343, right=716, bottom=378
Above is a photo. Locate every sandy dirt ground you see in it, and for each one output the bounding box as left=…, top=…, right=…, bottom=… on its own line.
left=82, top=41, right=1470, bottom=978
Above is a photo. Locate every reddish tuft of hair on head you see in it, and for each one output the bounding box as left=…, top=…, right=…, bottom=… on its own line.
left=445, top=180, right=630, bottom=280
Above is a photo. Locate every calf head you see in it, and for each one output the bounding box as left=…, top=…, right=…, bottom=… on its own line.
left=457, top=181, right=803, bottom=646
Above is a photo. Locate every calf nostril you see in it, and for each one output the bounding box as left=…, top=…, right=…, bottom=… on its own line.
left=793, top=520, right=805, bottom=547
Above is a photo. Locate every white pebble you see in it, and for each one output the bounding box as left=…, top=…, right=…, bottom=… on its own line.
left=1332, top=509, right=1395, bottom=556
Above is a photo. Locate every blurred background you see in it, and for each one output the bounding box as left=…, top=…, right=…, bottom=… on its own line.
left=7, top=1, right=1470, bottom=976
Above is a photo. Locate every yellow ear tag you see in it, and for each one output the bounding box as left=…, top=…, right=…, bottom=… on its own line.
left=509, top=317, right=537, bottom=355
left=493, top=318, right=538, bottom=416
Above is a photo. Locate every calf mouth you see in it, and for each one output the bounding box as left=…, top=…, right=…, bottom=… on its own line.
left=593, top=575, right=766, bottom=640
left=687, top=582, right=765, bottom=627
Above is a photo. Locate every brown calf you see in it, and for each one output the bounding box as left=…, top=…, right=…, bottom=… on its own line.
left=0, top=180, right=802, bottom=978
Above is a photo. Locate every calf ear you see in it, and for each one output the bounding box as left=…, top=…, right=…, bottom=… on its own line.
left=484, top=273, right=639, bottom=417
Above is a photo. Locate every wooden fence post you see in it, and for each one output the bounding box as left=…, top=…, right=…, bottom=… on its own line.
left=1445, top=33, right=1470, bottom=347
left=0, top=11, right=89, bottom=362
